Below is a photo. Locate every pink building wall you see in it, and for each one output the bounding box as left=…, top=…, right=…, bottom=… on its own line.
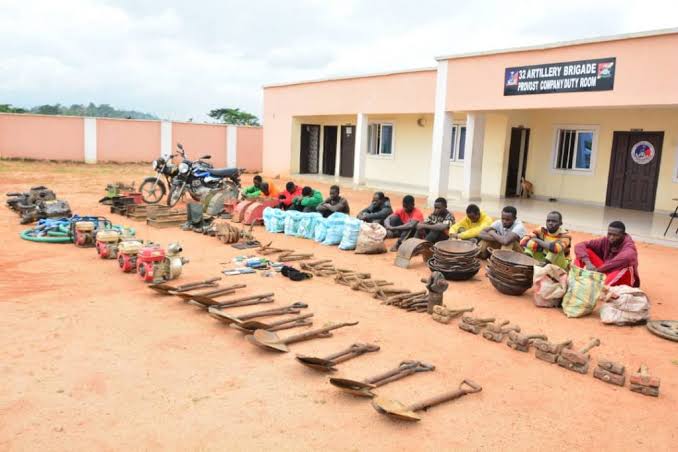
left=0, top=114, right=84, bottom=160
left=97, top=118, right=160, bottom=162
left=444, top=32, right=678, bottom=111
left=237, top=127, right=263, bottom=171
left=172, top=122, right=228, bottom=167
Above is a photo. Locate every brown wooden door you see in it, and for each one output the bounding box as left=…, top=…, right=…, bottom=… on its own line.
left=339, top=125, right=355, bottom=178
left=606, top=131, right=664, bottom=211
left=505, top=127, right=530, bottom=197
left=322, top=126, right=337, bottom=176
left=299, top=124, right=320, bottom=174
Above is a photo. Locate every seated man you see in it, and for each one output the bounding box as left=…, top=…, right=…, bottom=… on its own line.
left=290, top=186, right=323, bottom=212
left=277, top=182, right=302, bottom=210
left=357, top=192, right=393, bottom=225
left=574, top=221, right=640, bottom=287
left=384, top=195, right=425, bottom=251
left=416, top=197, right=455, bottom=244
left=477, top=206, right=527, bottom=259
left=449, top=204, right=493, bottom=242
left=242, top=175, right=278, bottom=199
left=521, top=211, right=571, bottom=270
left=316, top=185, right=350, bottom=218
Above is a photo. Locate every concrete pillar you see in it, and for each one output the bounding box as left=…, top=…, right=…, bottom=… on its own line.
left=462, top=112, right=486, bottom=201
left=334, top=125, right=342, bottom=178
left=83, top=117, right=97, bottom=164
left=227, top=125, right=238, bottom=167
left=353, top=113, right=368, bottom=185
left=428, top=60, right=452, bottom=205
left=160, top=121, right=172, bottom=158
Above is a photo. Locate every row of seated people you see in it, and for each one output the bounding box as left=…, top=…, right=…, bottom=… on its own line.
left=243, top=177, right=640, bottom=287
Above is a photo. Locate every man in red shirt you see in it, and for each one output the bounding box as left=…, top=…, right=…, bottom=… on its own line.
left=385, top=195, right=425, bottom=251
left=277, top=181, right=303, bottom=210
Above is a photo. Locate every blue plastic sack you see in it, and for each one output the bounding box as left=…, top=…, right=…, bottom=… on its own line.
left=322, top=212, right=348, bottom=246
left=263, top=207, right=275, bottom=232
left=339, top=218, right=362, bottom=250
left=313, top=217, right=328, bottom=243
left=298, top=212, right=322, bottom=240
left=284, top=211, right=303, bottom=236
left=267, top=208, right=286, bottom=233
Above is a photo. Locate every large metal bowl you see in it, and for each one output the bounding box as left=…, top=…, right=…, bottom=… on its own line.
left=434, top=239, right=479, bottom=257
left=427, top=258, right=480, bottom=281
left=490, top=250, right=538, bottom=267
left=487, top=272, right=530, bottom=296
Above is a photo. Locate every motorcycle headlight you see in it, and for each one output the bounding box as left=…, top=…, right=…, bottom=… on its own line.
left=179, top=162, right=189, bottom=174
left=152, top=160, right=158, bottom=170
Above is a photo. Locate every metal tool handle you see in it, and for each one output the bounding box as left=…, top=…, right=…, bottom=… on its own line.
left=175, top=277, right=221, bottom=292
left=268, top=319, right=312, bottom=332
left=216, top=298, right=274, bottom=309
left=366, top=361, right=434, bottom=385
left=409, top=380, right=482, bottom=412
left=282, top=321, right=359, bottom=345
left=266, top=313, right=314, bottom=328
left=462, top=316, right=495, bottom=325
left=580, top=338, right=601, bottom=354
left=326, top=343, right=380, bottom=364
left=238, top=308, right=300, bottom=321
left=214, top=292, right=275, bottom=307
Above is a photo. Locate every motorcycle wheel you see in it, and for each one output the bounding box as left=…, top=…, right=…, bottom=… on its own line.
left=139, top=177, right=166, bottom=204
left=167, top=184, right=185, bottom=207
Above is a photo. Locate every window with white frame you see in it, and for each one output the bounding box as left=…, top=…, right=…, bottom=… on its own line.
left=553, top=128, right=595, bottom=171
left=367, top=123, right=394, bottom=156
left=450, top=124, right=467, bottom=162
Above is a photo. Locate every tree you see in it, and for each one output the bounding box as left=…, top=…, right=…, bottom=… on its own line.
left=0, top=104, right=27, bottom=113
left=208, top=108, right=260, bottom=126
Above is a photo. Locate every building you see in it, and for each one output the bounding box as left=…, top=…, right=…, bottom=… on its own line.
left=263, top=28, right=678, bottom=216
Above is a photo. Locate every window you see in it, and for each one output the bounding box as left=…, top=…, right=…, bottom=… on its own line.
left=450, top=124, right=466, bottom=162
left=553, top=128, right=595, bottom=170
left=367, top=123, right=394, bottom=156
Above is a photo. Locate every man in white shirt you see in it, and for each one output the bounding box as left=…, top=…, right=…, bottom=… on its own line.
left=477, top=206, right=527, bottom=259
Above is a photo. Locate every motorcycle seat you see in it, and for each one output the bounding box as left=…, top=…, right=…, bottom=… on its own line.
left=208, top=167, right=239, bottom=178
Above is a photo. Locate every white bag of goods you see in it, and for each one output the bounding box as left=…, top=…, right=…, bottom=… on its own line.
left=322, top=212, right=348, bottom=246
left=284, top=211, right=303, bottom=236
left=298, top=212, right=322, bottom=240
left=314, top=217, right=328, bottom=243
left=354, top=222, right=387, bottom=254
left=339, top=218, right=362, bottom=250
left=599, top=285, right=650, bottom=325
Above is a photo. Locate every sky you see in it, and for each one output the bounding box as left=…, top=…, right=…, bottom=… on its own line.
left=1, top=0, right=677, bottom=122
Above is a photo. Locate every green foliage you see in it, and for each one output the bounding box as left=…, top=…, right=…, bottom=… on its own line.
left=0, top=104, right=27, bottom=113
left=208, top=108, right=260, bottom=126
left=0, top=102, right=158, bottom=119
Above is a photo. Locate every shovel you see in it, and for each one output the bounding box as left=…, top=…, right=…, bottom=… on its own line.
left=230, top=313, right=315, bottom=333
left=193, top=292, right=274, bottom=309
left=208, top=302, right=308, bottom=325
left=329, top=361, right=435, bottom=397
left=149, top=277, right=221, bottom=295
left=371, top=379, right=482, bottom=422
left=173, top=284, right=246, bottom=301
left=246, top=321, right=359, bottom=352
left=296, top=343, right=380, bottom=372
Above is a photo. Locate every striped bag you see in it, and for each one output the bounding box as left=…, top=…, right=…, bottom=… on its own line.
left=561, top=266, right=606, bottom=318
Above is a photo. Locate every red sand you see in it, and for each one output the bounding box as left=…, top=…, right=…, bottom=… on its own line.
left=0, top=161, right=676, bottom=450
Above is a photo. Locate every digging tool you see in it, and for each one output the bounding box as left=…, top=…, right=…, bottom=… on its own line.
left=172, top=284, right=246, bottom=301
left=195, top=292, right=274, bottom=309
left=201, top=297, right=274, bottom=311
left=557, top=338, right=600, bottom=374
left=246, top=321, right=359, bottom=352
left=593, top=359, right=626, bottom=386
left=207, top=302, right=308, bottom=325
left=148, top=277, right=221, bottom=295
left=629, top=364, right=660, bottom=397
left=296, top=343, right=380, bottom=372
left=371, top=379, right=482, bottom=422
left=533, top=339, right=573, bottom=364
left=432, top=306, right=474, bottom=324
left=507, top=331, right=548, bottom=352
left=480, top=320, right=518, bottom=342
left=230, top=313, right=315, bottom=333
left=329, top=361, right=435, bottom=398
left=190, top=287, right=258, bottom=306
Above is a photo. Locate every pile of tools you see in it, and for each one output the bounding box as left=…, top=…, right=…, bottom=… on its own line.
left=427, top=240, right=481, bottom=281
left=6, top=185, right=72, bottom=224
left=486, top=250, right=537, bottom=295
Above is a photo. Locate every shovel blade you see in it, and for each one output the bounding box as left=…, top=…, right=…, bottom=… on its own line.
left=371, top=396, right=421, bottom=422
left=247, top=330, right=288, bottom=352
left=329, top=378, right=377, bottom=397
left=296, top=356, right=336, bottom=372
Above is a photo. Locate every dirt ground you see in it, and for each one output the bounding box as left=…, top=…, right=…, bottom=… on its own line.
left=0, top=160, right=676, bottom=451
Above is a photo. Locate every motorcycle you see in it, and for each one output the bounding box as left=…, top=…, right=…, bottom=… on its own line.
left=139, top=153, right=179, bottom=204
left=166, top=143, right=241, bottom=208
